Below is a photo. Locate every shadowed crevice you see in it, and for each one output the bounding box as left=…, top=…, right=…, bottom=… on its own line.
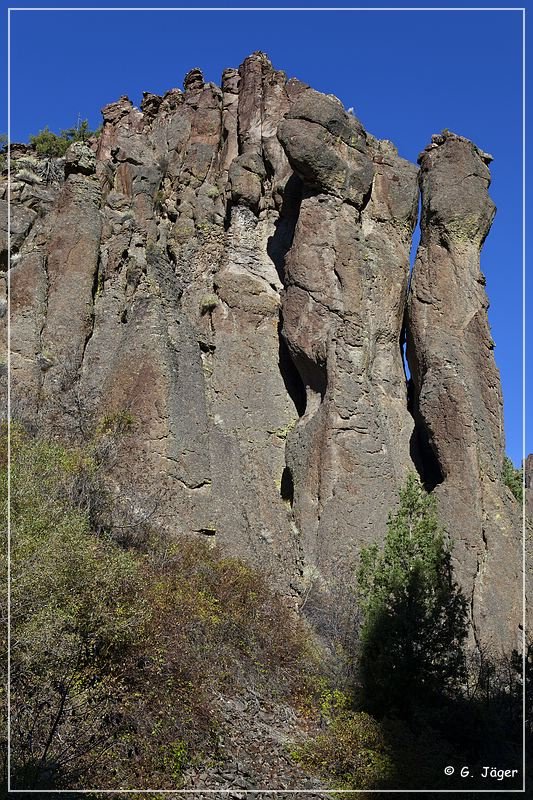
left=278, top=328, right=307, bottom=417
left=280, top=466, right=294, bottom=505
left=267, top=172, right=308, bottom=418
left=407, top=375, right=444, bottom=493
left=267, top=173, right=303, bottom=284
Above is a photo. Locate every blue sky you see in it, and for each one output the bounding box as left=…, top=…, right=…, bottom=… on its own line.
left=1, top=2, right=529, bottom=465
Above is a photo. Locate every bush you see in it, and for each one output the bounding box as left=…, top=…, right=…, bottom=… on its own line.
left=30, top=120, right=100, bottom=158
left=357, top=474, right=468, bottom=718
left=200, top=293, right=218, bottom=314
left=154, top=189, right=166, bottom=212
left=295, top=476, right=524, bottom=792
left=0, top=134, right=6, bottom=172
left=2, top=426, right=144, bottom=789
left=29, top=127, right=70, bottom=157
left=502, top=455, right=523, bottom=502
left=293, top=710, right=395, bottom=790
left=1, top=424, right=318, bottom=790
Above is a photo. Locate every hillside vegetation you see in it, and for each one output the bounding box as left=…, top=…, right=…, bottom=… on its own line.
left=1, top=424, right=319, bottom=790
left=0, top=424, right=528, bottom=792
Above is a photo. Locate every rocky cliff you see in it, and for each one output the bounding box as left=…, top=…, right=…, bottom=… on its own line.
left=1, top=52, right=526, bottom=651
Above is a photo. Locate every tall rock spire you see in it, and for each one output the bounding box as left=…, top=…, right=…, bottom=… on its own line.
left=407, top=131, right=523, bottom=649
left=278, top=88, right=419, bottom=581
left=1, top=61, right=525, bottom=648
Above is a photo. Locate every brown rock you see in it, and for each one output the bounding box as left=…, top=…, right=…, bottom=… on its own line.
left=278, top=89, right=374, bottom=207
left=2, top=60, right=523, bottom=653
left=407, top=130, right=523, bottom=650
left=526, top=454, right=533, bottom=519
left=184, top=67, right=205, bottom=93
left=64, top=141, right=97, bottom=176
left=279, top=122, right=418, bottom=586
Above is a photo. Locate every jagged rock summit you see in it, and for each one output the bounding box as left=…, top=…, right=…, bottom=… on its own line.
left=0, top=52, right=526, bottom=650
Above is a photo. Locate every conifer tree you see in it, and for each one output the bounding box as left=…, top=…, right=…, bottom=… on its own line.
left=357, top=474, right=468, bottom=718
left=502, top=455, right=523, bottom=502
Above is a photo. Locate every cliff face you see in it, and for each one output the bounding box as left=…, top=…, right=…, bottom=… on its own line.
left=407, top=133, right=524, bottom=648
left=1, top=53, right=525, bottom=649
left=527, top=455, right=533, bottom=518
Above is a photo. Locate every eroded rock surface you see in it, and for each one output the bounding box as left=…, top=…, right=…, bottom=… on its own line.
left=1, top=55, right=525, bottom=649
left=278, top=90, right=419, bottom=584
left=407, top=131, right=523, bottom=649
left=526, top=454, right=533, bottom=519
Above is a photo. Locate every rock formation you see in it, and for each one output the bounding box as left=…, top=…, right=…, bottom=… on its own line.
left=0, top=53, right=526, bottom=650
left=526, top=454, right=533, bottom=518
left=278, top=88, right=418, bottom=584
left=406, top=131, right=523, bottom=649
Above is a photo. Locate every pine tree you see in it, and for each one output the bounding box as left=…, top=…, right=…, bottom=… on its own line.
left=502, top=455, right=523, bottom=502
left=357, top=474, right=468, bottom=718
left=29, top=120, right=99, bottom=157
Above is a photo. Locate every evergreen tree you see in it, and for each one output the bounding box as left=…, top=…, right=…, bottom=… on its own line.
left=357, top=474, right=468, bottom=718
left=0, top=134, right=6, bottom=172
left=502, top=455, right=523, bottom=502
left=29, top=120, right=99, bottom=157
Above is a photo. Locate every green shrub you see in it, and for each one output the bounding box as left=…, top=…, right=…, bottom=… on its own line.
left=293, top=711, right=395, bottom=790
left=502, top=455, right=523, bottom=502
left=357, top=474, right=468, bottom=718
left=2, top=425, right=144, bottom=789
left=30, top=126, right=70, bottom=157
left=30, top=119, right=100, bottom=158
left=1, top=424, right=318, bottom=790
left=0, top=133, right=6, bottom=172
left=154, top=189, right=166, bottom=212
left=295, top=477, right=523, bottom=792
left=96, top=408, right=136, bottom=437
left=200, top=293, right=218, bottom=314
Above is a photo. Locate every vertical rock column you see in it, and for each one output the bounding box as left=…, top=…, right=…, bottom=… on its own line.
left=207, top=53, right=304, bottom=589
left=407, top=131, right=523, bottom=649
left=5, top=187, right=51, bottom=423
left=278, top=90, right=419, bottom=585
left=38, top=143, right=102, bottom=433
left=526, top=454, right=533, bottom=519
left=82, top=87, right=214, bottom=536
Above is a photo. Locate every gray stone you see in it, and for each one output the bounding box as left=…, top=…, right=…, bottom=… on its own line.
left=407, top=130, right=523, bottom=650
left=2, top=59, right=525, bottom=661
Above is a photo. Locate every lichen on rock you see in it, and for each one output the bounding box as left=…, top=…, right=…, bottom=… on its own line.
left=1, top=54, right=526, bottom=656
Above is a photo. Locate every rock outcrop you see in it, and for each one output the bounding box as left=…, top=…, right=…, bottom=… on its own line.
left=278, top=88, right=418, bottom=584
left=526, top=454, right=533, bottom=519
left=406, top=131, right=523, bottom=649
left=0, top=53, right=525, bottom=650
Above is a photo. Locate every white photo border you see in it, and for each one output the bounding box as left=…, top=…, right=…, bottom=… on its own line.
left=5, top=4, right=528, bottom=794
